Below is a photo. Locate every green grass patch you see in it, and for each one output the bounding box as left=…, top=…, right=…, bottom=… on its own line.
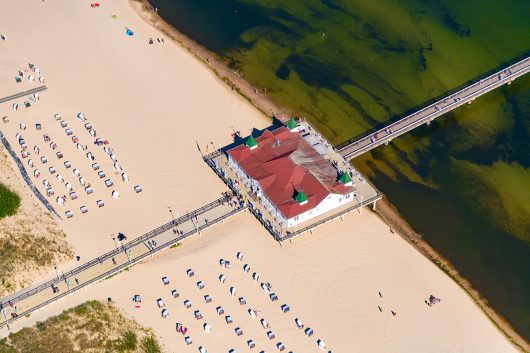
left=0, top=183, right=20, bottom=219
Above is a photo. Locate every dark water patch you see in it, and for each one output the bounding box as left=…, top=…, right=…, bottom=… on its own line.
left=321, top=0, right=343, bottom=11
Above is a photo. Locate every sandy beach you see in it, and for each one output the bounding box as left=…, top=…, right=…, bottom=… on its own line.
left=0, top=0, right=523, bottom=352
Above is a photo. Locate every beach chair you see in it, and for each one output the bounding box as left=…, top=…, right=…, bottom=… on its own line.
left=132, top=294, right=142, bottom=303
left=236, top=252, right=243, bottom=261
left=203, top=323, right=212, bottom=332
left=41, top=156, right=48, bottom=164
left=276, top=342, right=285, bottom=351
left=161, top=309, right=169, bottom=318
left=65, top=210, right=73, bottom=218
left=69, top=192, right=78, bottom=200
left=197, top=281, right=205, bottom=290
left=260, top=319, right=269, bottom=329
left=235, top=327, right=243, bottom=336
left=238, top=297, right=246, bottom=305
left=247, top=340, right=255, bottom=349
left=134, top=184, right=142, bottom=193
left=243, top=264, right=250, bottom=273
left=92, top=162, right=100, bottom=170
left=295, top=318, right=303, bottom=329
left=60, top=121, right=67, bottom=128
left=194, top=310, right=203, bottom=320
left=184, top=336, right=192, bottom=345
left=219, top=274, right=226, bottom=283
left=64, top=161, right=72, bottom=168
left=156, top=298, right=165, bottom=308
left=80, top=205, right=88, bottom=214
left=56, top=151, right=64, bottom=159
left=183, top=300, right=192, bottom=309
left=225, top=315, right=233, bottom=324
left=98, top=171, right=106, bottom=178
left=96, top=199, right=104, bottom=207
left=86, top=187, right=95, bottom=195
left=186, top=269, right=194, bottom=277
left=267, top=331, right=275, bottom=340
left=171, top=289, right=179, bottom=298
left=280, top=304, right=290, bottom=313
left=162, top=277, right=169, bottom=285
left=304, top=327, right=314, bottom=337
left=269, top=293, right=278, bottom=302
left=228, top=349, right=236, bottom=353
left=1, top=116, right=8, bottom=123
left=317, top=339, right=326, bottom=349
left=204, top=294, right=212, bottom=303
left=216, top=306, right=224, bottom=315
left=229, top=287, right=236, bottom=296
left=252, top=272, right=259, bottom=281
left=261, top=283, right=271, bottom=293
left=199, top=346, right=207, bottom=353
left=48, top=166, right=56, bottom=174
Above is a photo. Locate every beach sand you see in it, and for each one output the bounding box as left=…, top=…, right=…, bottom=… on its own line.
left=0, top=0, right=521, bottom=352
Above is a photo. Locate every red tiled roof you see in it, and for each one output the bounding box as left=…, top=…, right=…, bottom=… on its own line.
left=227, top=127, right=353, bottom=219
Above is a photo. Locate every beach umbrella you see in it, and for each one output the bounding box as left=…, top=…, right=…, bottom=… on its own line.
left=126, top=28, right=134, bottom=36
left=91, top=3, right=100, bottom=8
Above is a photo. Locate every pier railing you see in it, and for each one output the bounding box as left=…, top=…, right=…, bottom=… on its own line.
left=0, top=129, right=59, bottom=217
left=0, top=194, right=232, bottom=310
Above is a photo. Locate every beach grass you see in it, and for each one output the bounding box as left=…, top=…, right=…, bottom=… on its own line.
left=0, top=300, right=162, bottom=353
left=0, top=183, right=20, bottom=219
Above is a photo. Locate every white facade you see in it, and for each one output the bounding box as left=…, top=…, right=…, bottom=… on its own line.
left=227, top=155, right=354, bottom=228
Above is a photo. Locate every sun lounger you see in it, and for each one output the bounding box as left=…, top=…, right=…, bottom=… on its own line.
left=204, top=294, right=212, bottom=303
left=216, top=306, right=224, bottom=315
left=247, top=340, right=255, bottom=349
left=162, top=277, right=169, bottom=285
left=235, top=327, right=243, bottom=336
left=225, top=315, right=233, bottom=324
left=183, top=300, right=192, bottom=309
left=267, top=331, right=275, bottom=340
left=156, top=298, right=165, bottom=308
left=280, top=304, right=290, bottom=313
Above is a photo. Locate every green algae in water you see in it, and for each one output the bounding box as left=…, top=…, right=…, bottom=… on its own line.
left=152, top=0, right=530, bottom=340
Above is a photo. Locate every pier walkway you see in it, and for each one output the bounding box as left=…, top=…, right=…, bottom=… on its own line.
left=0, top=86, right=47, bottom=104
left=0, top=194, right=245, bottom=328
left=337, top=56, right=530, bottom=160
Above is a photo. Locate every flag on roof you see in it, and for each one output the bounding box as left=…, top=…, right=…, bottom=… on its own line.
left=246, top=135, right=258, bottom=149
left=294, top=190, right=308, bottom=205
left=287, top=117, right=298, bottom=130
left=339, top=172, right=352, bottom=184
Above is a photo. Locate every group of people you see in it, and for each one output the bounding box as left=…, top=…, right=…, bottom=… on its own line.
left=148, top=37, right=165, bottom=45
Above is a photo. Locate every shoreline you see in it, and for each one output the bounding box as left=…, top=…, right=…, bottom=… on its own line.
left=130, top=1, right=529, bottom=351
